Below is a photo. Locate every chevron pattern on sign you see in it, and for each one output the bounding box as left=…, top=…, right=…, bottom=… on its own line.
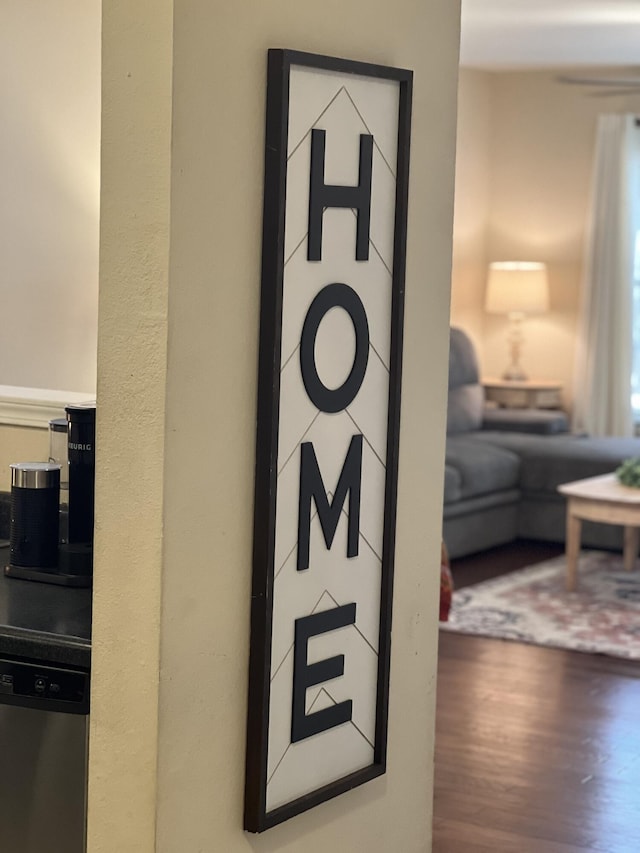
left=268, top=683, right=376, bottom=787
left=287, top=86, right=397, bottom=177
left=270, top=587, right=378, bottom=689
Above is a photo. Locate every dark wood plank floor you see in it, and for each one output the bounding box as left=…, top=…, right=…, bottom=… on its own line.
left=434, top=541, right=640, bottom=852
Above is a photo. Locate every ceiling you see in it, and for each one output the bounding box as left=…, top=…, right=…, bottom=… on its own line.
left=460, top=0, right=640, bottom=69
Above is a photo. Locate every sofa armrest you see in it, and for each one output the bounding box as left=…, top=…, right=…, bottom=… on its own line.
left=481, top=406, right=569, bottom=435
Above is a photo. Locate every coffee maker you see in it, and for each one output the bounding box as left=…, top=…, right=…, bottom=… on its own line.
left=58, top=402, right=95, bottom=584
left=5, top=402, right=96, bottom=587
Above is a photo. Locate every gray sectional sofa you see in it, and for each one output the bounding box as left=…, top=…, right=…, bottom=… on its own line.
left=444, top=327, right=640, bottom=559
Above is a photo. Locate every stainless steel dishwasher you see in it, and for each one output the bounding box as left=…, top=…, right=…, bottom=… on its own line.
left=0, top=700, right=88, bottom=852
left=0, top=542, right=91, bottom=853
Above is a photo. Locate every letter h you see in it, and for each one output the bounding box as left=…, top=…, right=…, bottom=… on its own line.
left=307, top=128, right=373, bottom=262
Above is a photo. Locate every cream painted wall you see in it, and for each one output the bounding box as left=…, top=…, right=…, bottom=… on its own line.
left=89, top=1, right=460, bottom=851
left=87, top=0, right=173, bottom=849
left=484, top=70, right=601, bottom=413
left=450, top=69, right=492, bottom=355
left=0, top=386, right=93, bottom=489
left=0, top=426, right=49, bottom=492
left=0, top=1, right=100, bottom=393
left=451, top=68, right=640, bottom=414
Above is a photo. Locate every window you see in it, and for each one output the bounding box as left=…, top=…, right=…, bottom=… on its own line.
left=631, top=231, right=640, bottom=418
left=630, top=122, right=640, bottom=422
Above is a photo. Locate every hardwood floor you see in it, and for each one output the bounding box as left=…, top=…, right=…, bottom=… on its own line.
left=434, top=541, right=640, bottom=852
left=447, top=538, right=565, bottom=590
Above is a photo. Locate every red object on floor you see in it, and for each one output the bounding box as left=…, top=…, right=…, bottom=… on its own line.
left=440, top=541, right=453, bottom=622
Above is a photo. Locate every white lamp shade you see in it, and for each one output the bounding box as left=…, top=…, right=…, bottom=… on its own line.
left=485, top=261, right=550, bottom=315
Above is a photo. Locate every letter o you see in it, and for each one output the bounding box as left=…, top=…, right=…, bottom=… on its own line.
left=299, top=283, right=369, bottom=413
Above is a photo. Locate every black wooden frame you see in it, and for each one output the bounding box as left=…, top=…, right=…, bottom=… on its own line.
left=244, top=48, right=413, bottom=833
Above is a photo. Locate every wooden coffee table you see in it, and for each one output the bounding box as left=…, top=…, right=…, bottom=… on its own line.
left=558, top=473, right=640, bottom=591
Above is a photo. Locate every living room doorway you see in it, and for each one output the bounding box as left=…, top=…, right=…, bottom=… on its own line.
left=436, top=3, right=640, bottom=848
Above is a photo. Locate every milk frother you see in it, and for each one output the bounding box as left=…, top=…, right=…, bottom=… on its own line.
left=6, top=462, right=61, bottom=578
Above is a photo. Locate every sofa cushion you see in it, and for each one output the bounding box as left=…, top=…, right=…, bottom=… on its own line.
left=445, top=436, right=520, bottom=500
left=447, top=383, right=484, bottom=434
left=443, top=488, right=521, bottom=518
left=481, top=407, right=569, bottom=434
left=447, top=327, right=486, bottom=434
left=473, top=432, right=640, bottom=494
left=443, top=495, right=520, bottom=559
left=448, top=327, right=480, bottom=388
left=443, top=464, right=462, bottom=504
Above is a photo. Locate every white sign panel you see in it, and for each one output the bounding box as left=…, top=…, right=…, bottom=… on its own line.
left=245, top=49, right=412, bottom=832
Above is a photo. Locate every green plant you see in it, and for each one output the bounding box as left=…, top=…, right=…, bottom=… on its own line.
left=616, top=457, right=640, bottom=488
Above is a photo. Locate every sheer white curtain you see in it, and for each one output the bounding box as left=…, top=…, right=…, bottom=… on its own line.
left=573, top=114, right=640, bottom=437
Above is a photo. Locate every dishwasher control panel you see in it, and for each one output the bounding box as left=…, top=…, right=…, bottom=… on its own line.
left=0, top=658, right=89, bottom=715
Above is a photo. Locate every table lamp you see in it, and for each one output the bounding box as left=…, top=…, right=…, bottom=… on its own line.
left=485, top=261, right=549, bottom=380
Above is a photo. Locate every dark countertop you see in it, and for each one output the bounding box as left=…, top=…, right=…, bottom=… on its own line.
left=0, top=542, right=91, bottom=671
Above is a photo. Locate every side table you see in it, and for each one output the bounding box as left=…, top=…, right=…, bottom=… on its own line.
left=483, top=378, right=563, bottom=410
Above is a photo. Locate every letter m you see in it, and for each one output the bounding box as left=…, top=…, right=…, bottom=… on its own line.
left=297, top=435, right=363, bottom=572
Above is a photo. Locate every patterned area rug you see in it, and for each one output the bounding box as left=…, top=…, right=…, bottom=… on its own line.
left=441, top=551, right=640, bottom=659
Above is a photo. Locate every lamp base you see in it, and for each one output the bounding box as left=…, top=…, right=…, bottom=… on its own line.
left=503, top=313, right=527, bottom=381
left=502, top=365, right=528, bottom=381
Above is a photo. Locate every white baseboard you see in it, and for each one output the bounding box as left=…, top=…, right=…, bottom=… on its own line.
left=0, top=386, right=95, bottom=429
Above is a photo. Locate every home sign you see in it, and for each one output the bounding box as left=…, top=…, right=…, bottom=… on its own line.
left=245, top=49, right=412, bottom=832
